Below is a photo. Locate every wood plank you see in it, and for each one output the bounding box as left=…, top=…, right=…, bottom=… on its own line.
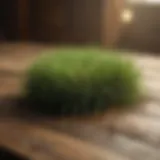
left=0, top=120, right=128, bottom=160
left=17, top=0, right=30, bottom=40
left=1, top=43, right=160, bottom=160
left=102, top=0, right=125, bottom=47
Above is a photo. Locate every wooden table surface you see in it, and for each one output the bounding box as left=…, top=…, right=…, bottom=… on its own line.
left=0, top=43, right=160, bottom=160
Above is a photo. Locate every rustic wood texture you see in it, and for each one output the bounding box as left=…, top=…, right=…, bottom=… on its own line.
left=0, top=43, right=160, bottom=160
left=17, top=0, right=30, bottom=40
left=102, top=0, right=124, bottom=47
left=119, top=5, right=160, bottom=53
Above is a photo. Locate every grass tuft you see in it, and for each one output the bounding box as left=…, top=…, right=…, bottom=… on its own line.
left=24, top=48, right=142, bottom=115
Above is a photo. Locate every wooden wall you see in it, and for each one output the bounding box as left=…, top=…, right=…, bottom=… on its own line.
left=30, top=0, right=72, bottom=43
left=1, top=0, right=123, bottom=47
left=102, top=0, right=125, bottom=48
left=30, top=0, right=102, bottom=44
left=0, top=0, right=29, bottom=41
left=72, top=0, right=101, bottom=44
left=0, top=0, right=18, bottom=40
left=2, top=0, right=133, bottom=49
left=118, top=4, right=160, bottom=53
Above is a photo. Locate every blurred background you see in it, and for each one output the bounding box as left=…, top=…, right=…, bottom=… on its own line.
left=0, top=0, right=160, bottom=52
left=0, top=1, right=160, bottom=160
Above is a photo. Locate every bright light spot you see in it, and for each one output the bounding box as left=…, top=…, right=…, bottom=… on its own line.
left=128, top=0, right=160, bottom=4
left=121, top=9, right=133, bottom=24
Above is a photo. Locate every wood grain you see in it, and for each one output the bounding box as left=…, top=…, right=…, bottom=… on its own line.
left=0, top=43, right=160, bottom=160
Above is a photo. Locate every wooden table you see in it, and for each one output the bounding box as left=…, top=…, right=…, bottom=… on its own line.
left=0, top=43, right=160, bottom=160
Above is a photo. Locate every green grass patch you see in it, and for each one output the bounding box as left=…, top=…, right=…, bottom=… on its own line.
left=24, top=48, right=142, bottom=115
